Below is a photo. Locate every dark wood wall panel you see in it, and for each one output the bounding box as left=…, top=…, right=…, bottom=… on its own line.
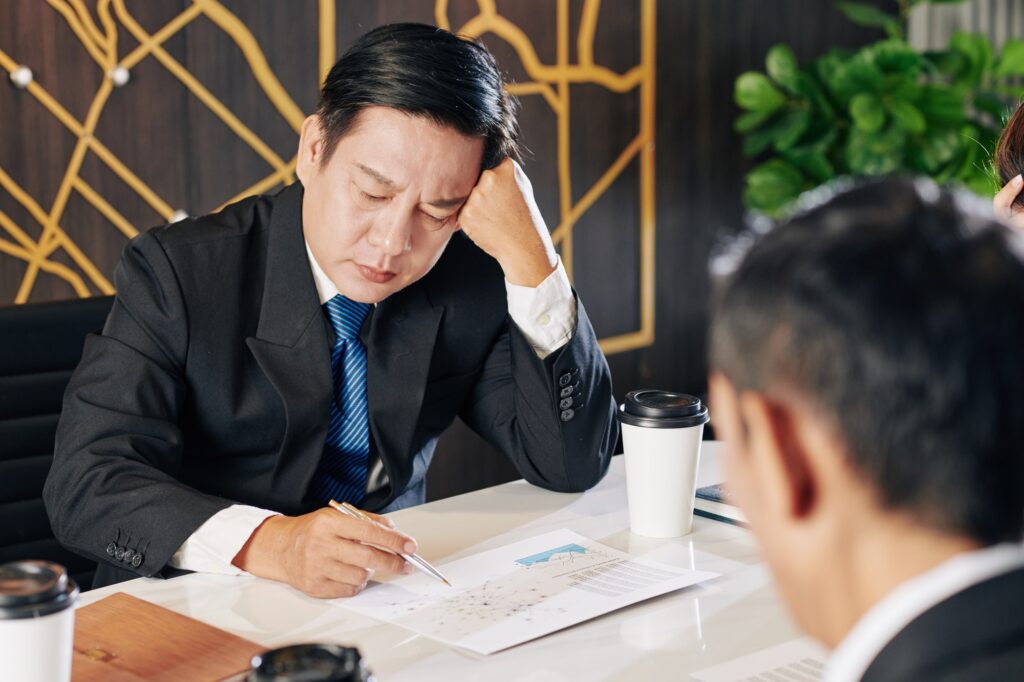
left=0, top=0, right=886, bottom=500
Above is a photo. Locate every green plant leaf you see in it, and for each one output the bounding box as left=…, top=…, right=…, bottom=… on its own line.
left=995, top=39, right=1024, bottom=77
left=735, top=109, right=777, bottom=134
left=889, top=76, right=923, bottom=101
left=850, top=93, right=886, bottom=132
left=845, top=125, right=905, bottom=175
left=742, top=115, right=787, bottom=156
left=743, top=128, right=777, bottom=157
left=780, top=144, right=836, bottom=183
left=774, top=109, right=813, bottom=151
left=744, top=159, right=806, bottom=215
left=766, top=44, right=801, bottom=94
left=871, top=40, right=921, bottom=75
left=922, top=50, right=965, bottom=76
left=887, top=98, right=927, bottom=134
left=828, top=53, right=885, bottom=105
left=916, top=85, right=966, bottom=125
left=735, top=71, right=787, bottom=112
left=793, top=72, right=836, bottom=120
left=950, top=31, right=993, bottom=89
left=835, top=2, right=901, bottom=39
left=907, top=127, right=959, bottom=174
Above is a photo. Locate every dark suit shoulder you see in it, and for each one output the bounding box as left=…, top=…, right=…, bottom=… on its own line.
left=145, top=190, right=275, bottom=251
left=864, top=566, right=1024, bottom=682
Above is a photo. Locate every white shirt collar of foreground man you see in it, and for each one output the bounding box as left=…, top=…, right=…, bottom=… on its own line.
left=824, top=542, right=1024, bottom=682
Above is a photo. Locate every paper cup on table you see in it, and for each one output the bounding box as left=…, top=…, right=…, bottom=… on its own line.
left=618, top=390, right=710, bottom=538
left=0, top=561, right=79, bottom=682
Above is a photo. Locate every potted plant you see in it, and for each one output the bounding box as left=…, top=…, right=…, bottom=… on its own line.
left=735, top=0, right=1024, bottom=215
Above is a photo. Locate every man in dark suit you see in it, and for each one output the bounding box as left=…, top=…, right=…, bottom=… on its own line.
left=708, top=178, right=1024, bottom=681
left=44, top=24, right=617, bottom=597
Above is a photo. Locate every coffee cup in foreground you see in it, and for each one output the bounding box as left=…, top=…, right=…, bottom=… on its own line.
left=0, top=560, right=79, bottom=682
left=617, top=390, right=710, bottom=538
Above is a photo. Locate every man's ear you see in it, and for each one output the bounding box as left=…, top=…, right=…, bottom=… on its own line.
left=738, top=390, right=817, bottom=521
left=708, top=372, right=744, bottom=446
left=296, top=115, right=324, bottom=185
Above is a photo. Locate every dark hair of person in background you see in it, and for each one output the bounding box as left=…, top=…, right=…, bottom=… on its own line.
left=316, top=22, right=520, bottom=171
left=711, top=177, right=1024, bottom=545
left=995, top=101, right=1024, bottom=209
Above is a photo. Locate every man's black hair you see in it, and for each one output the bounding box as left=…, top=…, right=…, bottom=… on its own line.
left=711, top=177, right=1024, bottom=545
left=316, top=23, right=520, bottom=169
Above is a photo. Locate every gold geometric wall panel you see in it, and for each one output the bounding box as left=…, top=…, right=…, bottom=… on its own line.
left=0, top=0, right=655, bottom=355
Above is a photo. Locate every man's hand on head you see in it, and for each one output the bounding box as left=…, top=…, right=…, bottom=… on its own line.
left=457, top=158, right=559, bottom=287
left=231, top=508, right=416, bottom=599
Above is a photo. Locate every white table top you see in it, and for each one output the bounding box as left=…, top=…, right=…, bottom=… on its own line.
left=78, top=441, right=803, bottom=681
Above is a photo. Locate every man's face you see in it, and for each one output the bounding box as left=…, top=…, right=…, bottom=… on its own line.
left=296, top=106, right=485, bottom=303
left=708, top=372, right=817, bottom=632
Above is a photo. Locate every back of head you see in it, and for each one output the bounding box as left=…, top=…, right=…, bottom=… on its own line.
left=712, top=177, right=1024, bottom=545
left=996, top=102, right=1024, bottom=208
left=317, top=23, right=519, bottom=170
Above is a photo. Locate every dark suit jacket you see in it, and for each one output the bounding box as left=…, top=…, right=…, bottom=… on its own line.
left=861, top=566, right=1024, bottom=681
left=44, top=183, right=618, bottom=588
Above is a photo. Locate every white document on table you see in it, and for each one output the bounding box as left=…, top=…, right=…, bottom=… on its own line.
left=691, top=638, right=828, bottom=681
left=335, top=528, right=719, bottom=655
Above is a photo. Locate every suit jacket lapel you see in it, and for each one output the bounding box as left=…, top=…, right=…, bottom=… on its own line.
left=361, top=281, right=444, bottom=509
left=244, top=183, right=333, bottom=505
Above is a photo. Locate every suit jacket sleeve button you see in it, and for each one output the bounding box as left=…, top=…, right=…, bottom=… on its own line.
left=559, top=397, right=574, bottom=409
left=123, top=549, right=135, bottom=563
left=560, top=409, right=575, bottom=422
left=106, top=543, right=117, bottom=556
left=114, top=546, right=126, bottom=561
left=558, top=373, right=572, bottom=387
left=131, top=554, right=143, bottom=568
left=560, top=385, right=573, bottom=398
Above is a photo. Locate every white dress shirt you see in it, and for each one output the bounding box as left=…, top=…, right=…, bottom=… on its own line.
left=825, top=542, right=1024, bottom=682
left=169, top=244, right=577, bottom=574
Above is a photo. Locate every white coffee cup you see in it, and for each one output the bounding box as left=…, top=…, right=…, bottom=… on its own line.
left=0, top=561, right=79, bottom=682
left=618, top=390, right=710, bottom=538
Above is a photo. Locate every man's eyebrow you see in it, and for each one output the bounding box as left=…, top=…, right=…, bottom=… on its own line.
left=355, top=163, right=397, bottom=189
left=354, top=162, right=468, bottom=209
left=424, top=195, right=469, bottom=210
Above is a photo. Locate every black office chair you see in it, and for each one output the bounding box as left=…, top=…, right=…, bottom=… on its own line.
left=0, top=295, right=114, bottom=590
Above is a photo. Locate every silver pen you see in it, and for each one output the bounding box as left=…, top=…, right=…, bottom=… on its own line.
left=328, top=499, right=452, bottom=587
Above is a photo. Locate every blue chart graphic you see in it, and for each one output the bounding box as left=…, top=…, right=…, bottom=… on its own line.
left=515, top=543, right=589, bottom=567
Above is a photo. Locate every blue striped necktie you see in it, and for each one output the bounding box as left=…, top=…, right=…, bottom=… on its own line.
left=309, top=294, right=372, bottom=505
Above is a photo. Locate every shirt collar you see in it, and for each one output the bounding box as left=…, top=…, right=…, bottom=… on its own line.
left=825, top=542, right=1024, bottom=682
left=305, top=241, right=339, bottom=305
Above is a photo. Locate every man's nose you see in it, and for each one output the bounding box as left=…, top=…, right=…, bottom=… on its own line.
left=368, top=206, right=412, bottom=257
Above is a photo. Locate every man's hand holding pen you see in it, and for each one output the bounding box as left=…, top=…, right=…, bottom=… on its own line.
left=231, top=508, right=417, bottom=599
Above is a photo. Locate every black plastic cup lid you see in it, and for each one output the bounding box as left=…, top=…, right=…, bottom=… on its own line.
left=617, top=390, right=710, bottom=429
left=248, top=643, right=373, bottom=682
left=0, top=561, right=79, bottom=620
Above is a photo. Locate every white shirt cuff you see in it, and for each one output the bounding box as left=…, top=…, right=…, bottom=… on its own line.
left=505, top=257, right=577, bottom=359
left=168, top=504, right=280, bottom=575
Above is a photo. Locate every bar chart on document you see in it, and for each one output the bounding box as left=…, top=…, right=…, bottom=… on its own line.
left=337, top=529, right=719, bottom=654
